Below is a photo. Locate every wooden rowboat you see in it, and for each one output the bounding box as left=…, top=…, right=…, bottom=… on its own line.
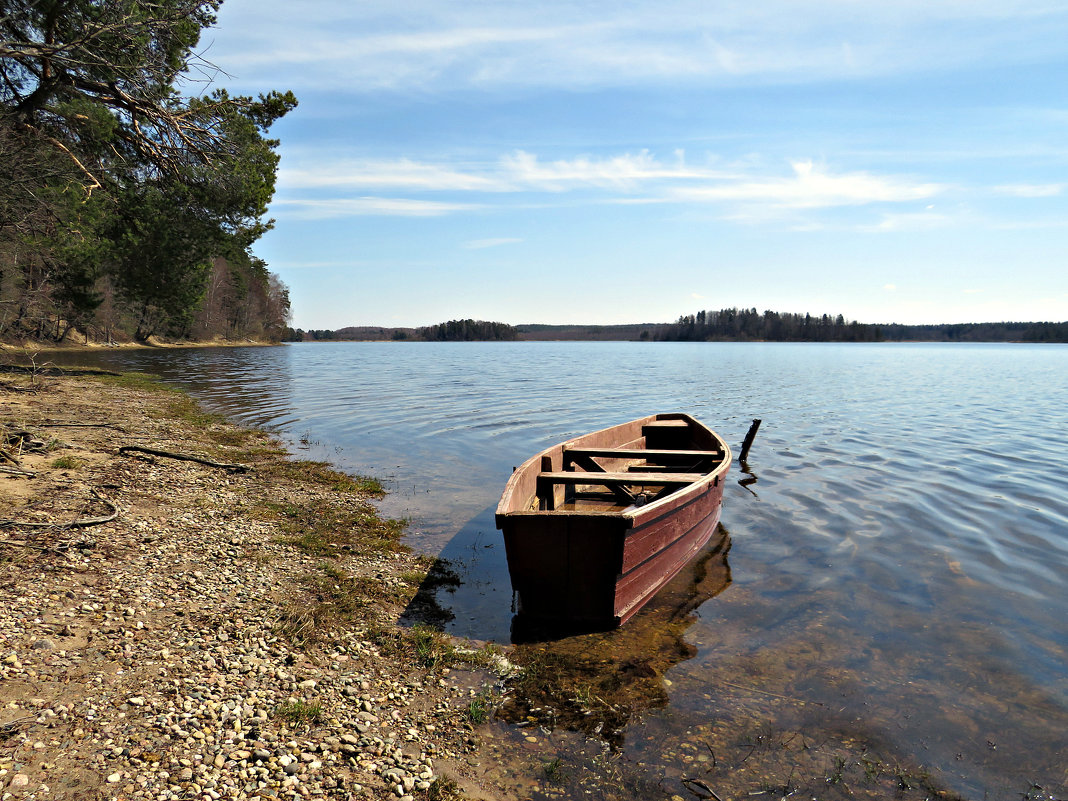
left=495, top=413, right=731, bottom=631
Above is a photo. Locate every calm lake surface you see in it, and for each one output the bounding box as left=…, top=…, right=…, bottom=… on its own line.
left=56, top=341, right=1068, bottom=798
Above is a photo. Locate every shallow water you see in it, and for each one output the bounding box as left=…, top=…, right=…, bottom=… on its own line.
left=51, top=341, right=1068, bottom=798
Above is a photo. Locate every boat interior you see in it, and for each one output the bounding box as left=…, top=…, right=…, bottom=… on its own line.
left=535, top=419, right=726, bottom=512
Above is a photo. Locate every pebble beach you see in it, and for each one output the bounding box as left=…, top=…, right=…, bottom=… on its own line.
left=0, top=372, right=510, bottom=801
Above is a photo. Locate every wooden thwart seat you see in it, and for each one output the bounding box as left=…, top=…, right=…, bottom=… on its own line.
left=562, top=447, right=724, bottom=476
left=564, top=447, right=723, bottom=460
left=540, top=471, right=706, bottom=486
left=536, top=470, right=706, bottom=510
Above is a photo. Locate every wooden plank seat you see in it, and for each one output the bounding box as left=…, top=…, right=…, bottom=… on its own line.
left=562, top=447, right=724, bottom=478
left=564, top=447, right=723, bottom=461
left=540, top=471, right=705, bottom=486
left=536, top=470, right=705, bottom=510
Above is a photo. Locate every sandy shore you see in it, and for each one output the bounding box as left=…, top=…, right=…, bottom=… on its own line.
left=0, top=337, right=279, bottom=354
left=0, top=371, right=511, bottom=801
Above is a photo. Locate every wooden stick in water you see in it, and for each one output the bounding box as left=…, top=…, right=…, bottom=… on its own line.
left=739, top=418, right=761, bottom=462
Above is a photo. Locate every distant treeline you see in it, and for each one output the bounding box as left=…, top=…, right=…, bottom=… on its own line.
left=655, top=308, right=1068, bottom=343
left=878, top=321, right=1068, bottom=342
left=286, top=310, right=1068, bottom=344
left=656, top=309, right=879, bottom=341
left=418, top=319, right=518, bottom=341
left=286, top=319, right=518, bottom=342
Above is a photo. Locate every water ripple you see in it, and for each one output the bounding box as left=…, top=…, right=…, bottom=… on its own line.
left=51, top=340, right=1068, bottom=796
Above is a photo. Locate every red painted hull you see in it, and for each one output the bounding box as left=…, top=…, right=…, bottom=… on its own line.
left=495, top=414, right=731, bottom=630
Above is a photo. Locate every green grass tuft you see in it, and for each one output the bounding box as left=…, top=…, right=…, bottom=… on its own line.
left=273, top=700, right=323, bottom=726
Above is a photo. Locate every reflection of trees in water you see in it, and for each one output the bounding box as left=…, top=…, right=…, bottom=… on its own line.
left=495, top=524, right=732, bottom=748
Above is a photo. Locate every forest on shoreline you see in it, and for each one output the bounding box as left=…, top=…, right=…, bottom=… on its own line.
left=286, top=309, right=1068, bottom=344
left=1, top=2, right=294, bottom=347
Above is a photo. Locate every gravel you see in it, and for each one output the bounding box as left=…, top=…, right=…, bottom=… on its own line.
left=0, top=376, right=509, bottom=801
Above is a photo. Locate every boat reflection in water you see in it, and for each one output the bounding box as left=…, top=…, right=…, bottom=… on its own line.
left=495, top=523, right=732, bottom=747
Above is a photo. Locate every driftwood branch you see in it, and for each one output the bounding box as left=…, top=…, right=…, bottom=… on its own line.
left=0, top=538, right=97, bottom=553
left=35, top=422, right=120, bottom=428
left=0, top=465, right=36, bottom=477
left=119, top=445, right=251, bottom=473
left=0, top=491, right=117, bottom=531
left=0, top=716, right=36, bottom=734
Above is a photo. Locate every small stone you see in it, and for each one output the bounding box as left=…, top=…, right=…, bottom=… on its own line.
left=10, top=774, right=29, bottom=788
left=107, top=772, right=121, bottom=783
left=32, top=639, right=55, bottom=651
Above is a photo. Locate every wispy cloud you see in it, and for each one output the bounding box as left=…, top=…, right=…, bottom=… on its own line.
left=272, top=197, right=482, bottom=218
left=672, top=160, right=944, bottom=209
left=273, top=152, right=951, bottom=220
left=279, top=160, right=507, bottom=192
left=211, top=0, right=1068, bottom=93
left=280, top=150, right=725, bottom=194
left=501, top=150, right=728, bottom=190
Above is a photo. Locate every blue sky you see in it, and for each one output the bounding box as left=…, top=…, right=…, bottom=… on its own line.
left=200, top=0, right=1068, bottom=329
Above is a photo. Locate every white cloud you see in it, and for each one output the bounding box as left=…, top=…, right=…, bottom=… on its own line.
left=673, top=160, right=943, bottom=209
left=278, top=151, right=724, bottom=195
left=278, top=160, right=507, bottom=192
left=272, top=152, right=956, bottom=221
left=500, top=150, right=726, bottom=191
left=209, top=0, right=1068, bottom=93
left=272, top=197, right=481, bottom=218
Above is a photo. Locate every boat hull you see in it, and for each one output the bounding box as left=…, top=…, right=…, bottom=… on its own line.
left=495, top=414, right=730, bottom=631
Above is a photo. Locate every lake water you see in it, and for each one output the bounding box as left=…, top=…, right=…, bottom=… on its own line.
left=52, top=341, right=1068, bottom=799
